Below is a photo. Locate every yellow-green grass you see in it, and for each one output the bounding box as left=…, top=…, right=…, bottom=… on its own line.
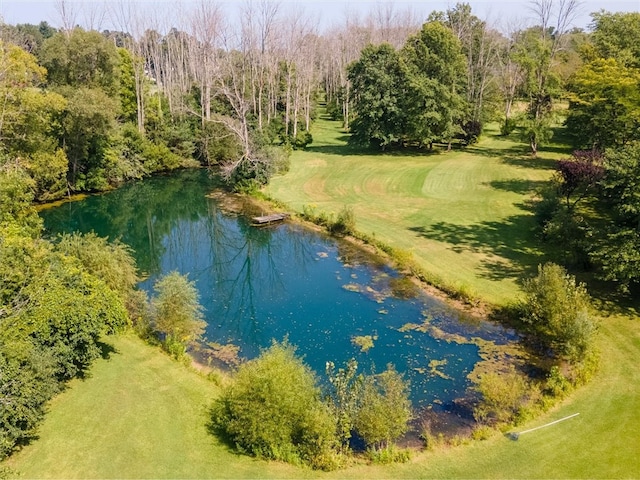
left=7, top=314, right=640, bottom=478
left=268, top=116, right=561, bottom=305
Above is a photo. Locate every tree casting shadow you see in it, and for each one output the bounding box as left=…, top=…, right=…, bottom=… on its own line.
left=410, top=213, right=544, bottom=282
left=304, top=140, right=438, bottom=158
left=487, top=179, right=549, bottom=195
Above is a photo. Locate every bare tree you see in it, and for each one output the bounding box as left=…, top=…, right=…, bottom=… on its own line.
left=110, top=0, right=148, bottom=133
left=54, top=0, right=79, bottom=36
left=80, top=1, right=108, bottom=32
left=496, top=19, right=527, bottom=126
left=241, top=0, right=280, bottom=131
left=443, top=4, right=502, bottom=126
left=528, top=0, right=582, bottom=115
left=522, top=0, right=582, bottom=153
left=187, top=0, right=223, bottom=125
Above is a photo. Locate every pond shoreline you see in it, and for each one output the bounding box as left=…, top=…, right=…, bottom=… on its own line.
left=208, top=188, right=531, bottom=442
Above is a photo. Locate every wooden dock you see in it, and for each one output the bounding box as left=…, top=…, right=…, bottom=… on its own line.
left=251, top=213, right=290, bottom=225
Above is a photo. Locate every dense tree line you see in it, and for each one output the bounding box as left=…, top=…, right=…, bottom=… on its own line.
left=1, top=2, right=637, bottom=188
left=537, top=11, right=640, bottom=292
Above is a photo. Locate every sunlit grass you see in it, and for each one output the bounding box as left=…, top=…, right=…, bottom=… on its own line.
left=7, top=315, right=639, bottom=478
left=5, top=335, right=308, bottom=479
left=268, top=115, right=560, bottom=305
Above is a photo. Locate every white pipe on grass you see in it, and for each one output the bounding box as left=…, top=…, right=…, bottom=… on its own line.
left=510, top=413, right=580, bottom=440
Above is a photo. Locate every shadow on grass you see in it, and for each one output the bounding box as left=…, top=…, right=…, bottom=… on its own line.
left=410, top=212, right=544, bottom=282
left=98, top=340, right=118, bottom=360
left=580, top=276, right=640, bottom=318
left=305, top=140, right=437, bottom=158
left=464, top=144, right=528, bottom=159
left=205, top=407, right=250, bottom=457
left=487, top=179, right=549, bottom=195
left=501, top=155, right=558, bottom=171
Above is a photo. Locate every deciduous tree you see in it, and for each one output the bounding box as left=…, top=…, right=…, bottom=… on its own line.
left=152, top=271, right=205, bottom=357
left=354, top=365, right=412, bottom=450
left=565, top=58, right=640, bottom=150
left=347, top=43, right=407, bottom=148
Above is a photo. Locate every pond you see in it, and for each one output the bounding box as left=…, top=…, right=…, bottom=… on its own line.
left=40, top=169, right=517, bottom=410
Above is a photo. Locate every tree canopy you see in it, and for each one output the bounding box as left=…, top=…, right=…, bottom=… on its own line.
left=348, top=21, right=467, bottom=150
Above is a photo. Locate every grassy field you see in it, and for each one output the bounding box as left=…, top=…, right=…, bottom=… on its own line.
left=7, top=318, right=639, bottom=478
left=267, top=116, right=559, bottom=305
left=5, top=335, right=308, bottom=479
left=6, top=116, right=640, bottom=478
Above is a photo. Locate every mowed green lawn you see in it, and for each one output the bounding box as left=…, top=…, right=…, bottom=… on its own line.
left=7, top=319, right=640, bottom=478
left=5, top=335, right=309, bottom=479
left=6, top=116, right=640, bottom=478
left=268, top=116, right=558, bottom=305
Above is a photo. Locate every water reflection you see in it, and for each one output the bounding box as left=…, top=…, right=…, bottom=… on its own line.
left=40, top=170, right=517, bottom=408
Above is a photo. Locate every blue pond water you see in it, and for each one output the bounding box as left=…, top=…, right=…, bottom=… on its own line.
left=40, top=170, right=512, bottom=408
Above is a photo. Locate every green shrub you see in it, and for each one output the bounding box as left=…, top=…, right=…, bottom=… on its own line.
left=419, top=419, right=444, bottom=450
left=521, top=263, right=597, bottom=363
left=545, top=365, right=572, bottom=398
left=500, top=117, right=517, bottom=136
left=325, top=359, right=363, bottom=451
left=290, top=131, right=313, bottom=150
left=211, top=342, right=338, bottom=470
left=366, top=444, right=411, bottom=464
left=471, top=424, right=495, bottom=441
left=301, top=204, right=333, bottom=227
left=151, top=272, right=206, bottom=359
left=354, top=365, right=412, bottom=450
left=329, top=206, right=356, bottom=236
left=473, top=366, right=530, bottom=426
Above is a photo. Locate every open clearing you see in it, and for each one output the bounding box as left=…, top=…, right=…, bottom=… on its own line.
left=267, top=116, right=558, bottom=305
left=6, top=116, right=640, bottom=478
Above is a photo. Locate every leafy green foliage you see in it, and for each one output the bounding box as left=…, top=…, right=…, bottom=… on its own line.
left=519, top=111, right=554, bottom=155
left=56, top=232, right=139, bottom=303
left=511, top=25, right=563, bottom=154
left=0, top=344, right=58, bottom=460
left=354, top=365, right=412, bottom=450
left=348, top=21, right=467, bottom=150
left=348, top=44, right=407, bottom=148
left=325, top=359, right=362, bottom=451
left=401, top=21, right=467, bottom=147
left=24, top=267, right=128, bottom=380
left=117, top=48, right=139, bottom=125
left=590, top=11, right=640, bottom=68
left=211, top=342, right=338, bottom=470
left=0, top=41, right=68, bottom=201
left=39, top=28, right=120, bottom=93
left=0, top=211, right=129, bottom=460
left=328, top=206, right=356, bottom=236
left=521, top=263, right=596, bottom=363
left=565, top=59, right=640, bottom=149
left=105, top=123, right=184, bottom=184
left=61, top=86, right=119, bottom=191
left=366, top=443, right=411, bottom=464
left=0, top=166, right=42, bottom=235
left=590, top=142, right=640, bottom=291
left=197, top=121, right=243, bottom=166
left=151, top=272, right=206, bottom=358
left=473, top=366, right=531, bottom=425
